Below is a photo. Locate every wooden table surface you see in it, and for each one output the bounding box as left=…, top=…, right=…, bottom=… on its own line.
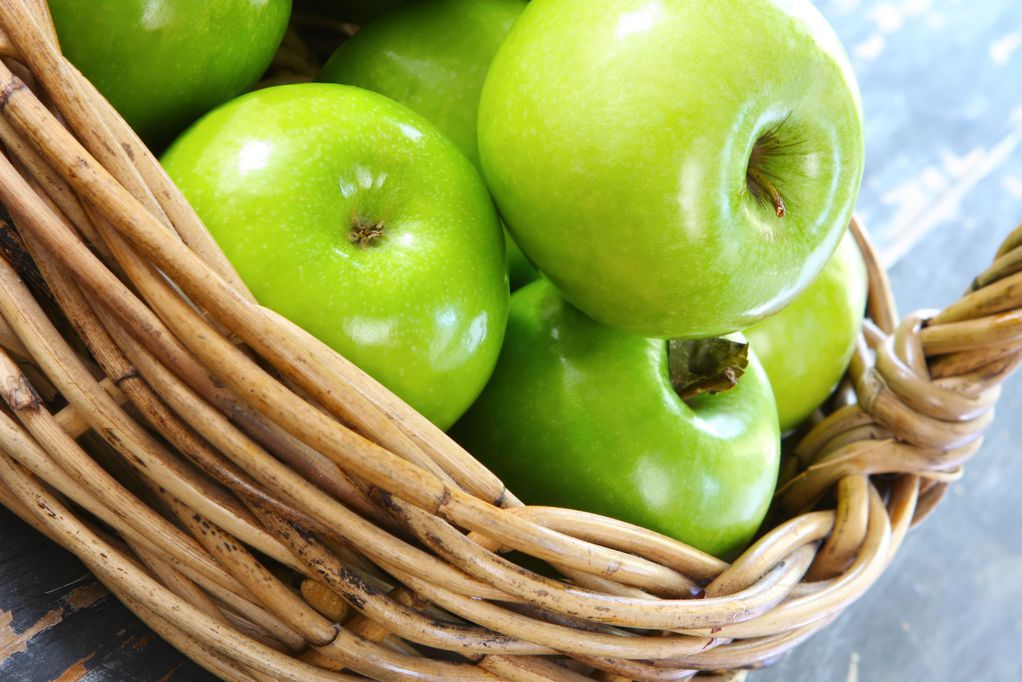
left=2, top=1, right=1021, bottom=680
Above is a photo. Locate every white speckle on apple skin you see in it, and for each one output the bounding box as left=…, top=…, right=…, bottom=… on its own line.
left=237, top=140, right=270, bottom=173
left=140, top=0, right=172, bottom=31
left=397, top=123, right=424, bottom=142
left=615, top=6, right=661, bottom=40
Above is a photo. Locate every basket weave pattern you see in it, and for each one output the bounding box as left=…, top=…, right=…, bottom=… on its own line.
left=0, top=2, right=1019, bottom=680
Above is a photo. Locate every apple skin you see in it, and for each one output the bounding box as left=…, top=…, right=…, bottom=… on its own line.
left=746, top=230, right=867, bottom=432
left=319, top=0, right=538, bottom=289
left=49, top=0, right=291, bottom=148
left=162, top=84, right=508, bottom=429
left=451, top=280, right=781, bottom=560
left=320, top=0, right=526, bottom=169
left=479, top=0, right=865, bottom=338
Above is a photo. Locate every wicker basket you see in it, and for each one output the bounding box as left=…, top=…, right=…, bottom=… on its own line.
left=0, top=2, right=1018, bottom=680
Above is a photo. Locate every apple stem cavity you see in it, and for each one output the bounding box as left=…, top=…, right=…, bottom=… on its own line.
left=669, top=338, right=750, bottom=401
left=747, top=133, right=789, bottom=218
left=746, top=164, right=787, bottom=218
left=350, top=215, right=385, bottom=247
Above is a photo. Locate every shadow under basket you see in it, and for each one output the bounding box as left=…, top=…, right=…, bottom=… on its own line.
left=1, top=3, right=1020, bottom=681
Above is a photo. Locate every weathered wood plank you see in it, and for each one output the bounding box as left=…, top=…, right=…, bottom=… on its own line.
left=824, top=0, right=1022, bottom=262
left=0, top=508, right=212, bottom=681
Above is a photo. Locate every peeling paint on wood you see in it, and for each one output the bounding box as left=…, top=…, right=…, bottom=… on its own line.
left=0, top=581, right=107, bottom=662
left=0, top=508, right=212, bottom=681
left=0, top=607, right=63, bottom=660
left=52, top=653, right=94, bottom=682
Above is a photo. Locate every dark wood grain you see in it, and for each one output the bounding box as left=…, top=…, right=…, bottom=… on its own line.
left=0, top=509, right=212, bottom=681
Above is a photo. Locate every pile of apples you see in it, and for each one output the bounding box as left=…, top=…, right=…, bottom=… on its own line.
left=55, top=0, right=868, bottom=560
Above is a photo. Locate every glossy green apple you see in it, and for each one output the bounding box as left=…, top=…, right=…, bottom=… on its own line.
left=452, top=280, right=781, bottom=559
left=162, top=84, right=508, bottom=429
left=320, top=0, right=538, bottom=288
left=320, top=0, right=525, bottom=167
left=746, top=230, right=867, bottom=432
left=479, top=0, right=865, bottom=338
left=49, top=0, right=291, bottom=147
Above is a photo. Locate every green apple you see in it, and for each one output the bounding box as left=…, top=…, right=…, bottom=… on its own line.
left=49, top=0, right=291, bottom=147
left=320, top=0, right=525, bottom=168
left=746, top=230, right=867, bottom=432
left=452, top=280, right=781, bottom=560
left=162, top=84, right=508, bottom=429
left=479, top=0, right=865, bottom=338
left=320, top=0, right=538, bottom=288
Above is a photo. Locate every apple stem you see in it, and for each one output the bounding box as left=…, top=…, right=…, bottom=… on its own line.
left=747, top=166, right=787, bottom=218
left=669, top=338, right=750, bottom=401
left=350, top=215, right=385, bottom=247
